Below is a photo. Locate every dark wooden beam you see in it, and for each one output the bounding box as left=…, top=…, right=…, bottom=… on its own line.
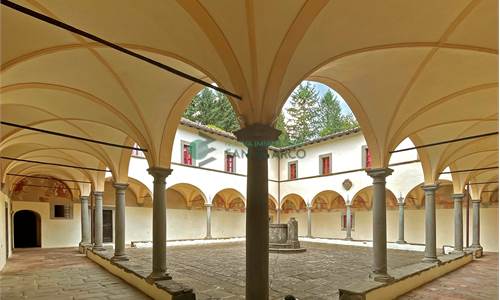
left=390, top=132, right=498, bottom=153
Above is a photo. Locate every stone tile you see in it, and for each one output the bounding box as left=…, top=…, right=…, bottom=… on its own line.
left=0, top=248, right=150, bottom=299
left=399, top=252, right=498, bottom=300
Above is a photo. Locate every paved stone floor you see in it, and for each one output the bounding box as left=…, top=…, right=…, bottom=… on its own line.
left=0, top=248, right=150, bottom=300
left=399, top=252, right=499, bottom=300
left=112, top=241, right=424, bottom=300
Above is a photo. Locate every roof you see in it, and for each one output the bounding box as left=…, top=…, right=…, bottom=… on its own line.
left=179, top=117, right=361, bottom=151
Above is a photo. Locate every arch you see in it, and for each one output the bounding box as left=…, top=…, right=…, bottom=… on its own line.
left=167, top=183, right=208, bottom=209
left=403, top=179, right=454, bottom=209
left=13, top=210, right=41, bottom=248
left=351, top=186, right=398, bottom=210
left=280, top=193, right=307, bottom=213
left=212, top=188, right=246, bottom=211
left=311, top=190, right=346, bottom=212
left=268, top=195, right=278, bottom=211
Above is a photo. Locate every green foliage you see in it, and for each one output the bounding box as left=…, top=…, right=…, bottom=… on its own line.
left=183, top=88, right=240, bottom=132
left=184, top=84, right=359, bottom=148
left=318, top=90, right=358, bottom=136
left=285, top=82, right=321, bottom=144
left=272, top=113, right=291, bottom=147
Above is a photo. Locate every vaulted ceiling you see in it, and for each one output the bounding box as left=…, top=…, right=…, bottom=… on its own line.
left=1, top=0, right=497, bottom=195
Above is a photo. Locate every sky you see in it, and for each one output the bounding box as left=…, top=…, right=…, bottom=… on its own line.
left=282, top=80, right=355, bottom=117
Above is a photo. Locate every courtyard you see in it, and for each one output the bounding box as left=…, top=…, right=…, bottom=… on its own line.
left=97, top=241, right=424, bottom=299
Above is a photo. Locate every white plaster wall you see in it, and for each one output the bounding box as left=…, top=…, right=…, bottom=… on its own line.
left=125, top=207, right=153, bottom=243
left=281, top=212, right=308, bottom=236
left=212, top=210, right=245, bottom=238
left=311, top=211, right=344, bottom=239
left=12, top=201, right=81, bottom=248
left=167, top=209, right=206, bottom=240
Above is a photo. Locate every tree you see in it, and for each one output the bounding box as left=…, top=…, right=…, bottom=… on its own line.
left=183, top=88, right=240, bottom=132
left=285, top=83, right=321, bottom=144
left=272, top=113, right=291, bottom=147
left=318, top=90, right=358, bottom=136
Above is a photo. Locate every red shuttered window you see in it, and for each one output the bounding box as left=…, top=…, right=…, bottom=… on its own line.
left=289, top=162, right=297, bottom=180
left=183, top=144, right=192, bottom=165
left=225, top=153, right=235, bottom=173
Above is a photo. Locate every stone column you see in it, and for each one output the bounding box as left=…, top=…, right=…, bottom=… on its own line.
left=93, top=191, right=105, bottom=251
left=452, top=193, right=464, bottom=252
left=367, top=168, right=393, bottom=282
left=112, top=183, right=129, bottom=261
left=234, top=124, right=280, bottom=300
left=276, top=208, right=281, bottom=224
left=396, top=202, right=406, bottom=244
left=79, top=196, right=91, bottom=247
left=422, top=184, right=440, bottom=263
left=307, top=206, right=312, bottom=238
left=205, top=203, right=212, bottom=239
left=345, top=204, right=352, bottom=241
left=471, top=199, right=483, bottom=251
left=147, top=167, right=173, bottom=281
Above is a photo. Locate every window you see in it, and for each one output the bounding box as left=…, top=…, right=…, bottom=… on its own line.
left=319, top=154, right=332, bottom=175
left=288, top=161, right=298, bottom=180
left=131, top=143, right=145, bottom=158
left=51, top=203, right=72, bottom=219
left=341, top=212, right=355, bottom=231
left=182, top=142, right=193, bottom=165
left=362, top=145, right=372, bottom=168
left=225, top=152, right=235, bottom=173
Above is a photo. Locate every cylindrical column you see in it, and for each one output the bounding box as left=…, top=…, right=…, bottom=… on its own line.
left=422, top=184, right=440, bottom=263
left=367, top=168, right=393, bottom=282
left=147, top=167, right=173, bottom=281
left=205, top=203, right=212, bottom=239
left=471, top=199, right=482, bottom=251
left=307, top=206, right=312, bottom=238
left=276, top=208, right=281, bottom=224
left=345, top=204, right=352, bottom=241
left=112, top=183, right=129, bottom=261
left=234, top=124, right=280, bottom=300
left=452, top=193, right=464, bottom=252
left=93, top=191, right=105, bottom=251
left=396, top=202, right=406, bottom=244
left=79, top=196, right=91, bottom=247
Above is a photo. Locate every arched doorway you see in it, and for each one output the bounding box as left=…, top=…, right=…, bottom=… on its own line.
left=14, top=210, right=41, bottom=248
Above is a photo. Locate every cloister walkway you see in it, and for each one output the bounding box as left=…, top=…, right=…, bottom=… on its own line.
left=399, top=253, right=499, bottom=300
left=0, top=248, right=150, bottom=300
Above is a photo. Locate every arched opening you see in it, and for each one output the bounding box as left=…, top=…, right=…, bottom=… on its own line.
left=14, top=210, right=41, bottom=248
left=310, top=190, right=346, bottom=238
left=211, top=188, right=246, bottom=238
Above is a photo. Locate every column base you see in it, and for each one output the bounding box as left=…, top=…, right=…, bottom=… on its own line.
left=147, top=272, right=172, bottom=282
left=204, top=236, right=213, bottom=240
left=422, top=257, right=441, bottom=264
left=344, top=237, right=353, bottom=241
left=111, top=254, right=129, bottom=261
left=470, top=245, right=483, bottom=258
left=92, top=245, right=106, bottom=251
left=451, top=250, right=464, bottom=255
left=396, top=240, right=407, bottom=244
left=369, top=272, right=394, bottom=283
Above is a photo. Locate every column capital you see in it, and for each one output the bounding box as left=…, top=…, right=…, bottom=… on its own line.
left=80, top=195, right=89, bottom=201
left=421, top=183, right=439, bottom=192
left=397, top=202, right=405, bottom=207
left=451, top=193, right=464, bottom=201
left=113, top=182, right=129, bottom=191
left=366, top=168, right=393, bottom=183
left=148, top=167, right=173, bottom=182
left=345, top=203, right=352, bottom=208
left=233, top=124, right=281, bottom=146
left=93, top=191, right=104, bottom=197
left=204, top=203, right=213, bottom=207
left=471, top=199, right=481, bottom=204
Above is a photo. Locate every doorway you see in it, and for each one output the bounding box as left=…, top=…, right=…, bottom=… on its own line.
left=13, top=210, right=41, bottom=248
left=103, top=209, right=113, bottom=243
